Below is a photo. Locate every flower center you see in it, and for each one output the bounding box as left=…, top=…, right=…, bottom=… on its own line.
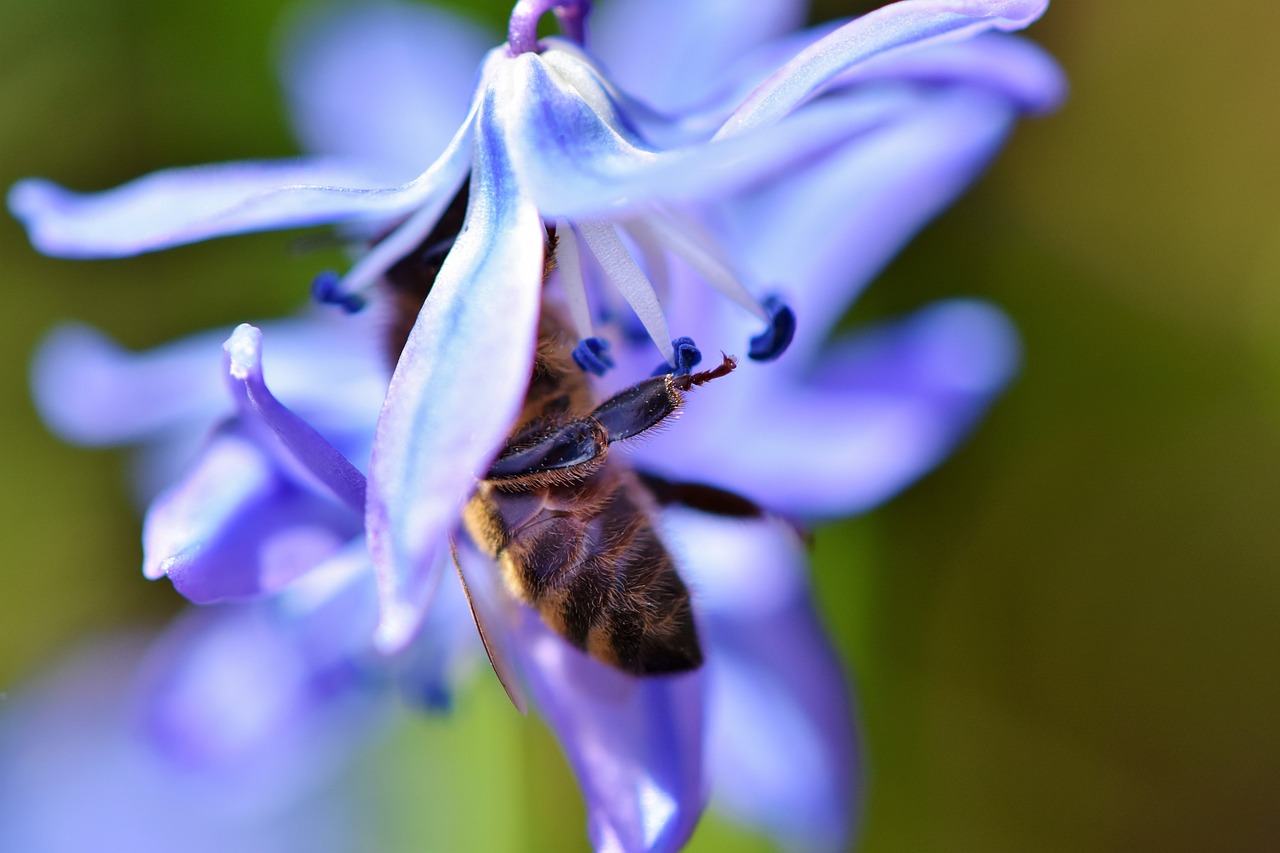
left=313, top=201, right=797, bottom=376
left=551, top=212, right=796, bottom=374
left=507, top=0, right=592, bottom=56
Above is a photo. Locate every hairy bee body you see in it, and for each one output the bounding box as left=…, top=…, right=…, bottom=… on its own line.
left=380, top=197, right=735, bottom=675
left=463, top=309, right=703, bottom=675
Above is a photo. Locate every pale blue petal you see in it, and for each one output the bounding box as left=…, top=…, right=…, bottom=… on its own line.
left=665, top=511, right=858, bottom=851
left=515, top=607, right=707, bottom=853
left=366, top=89, right=544, bottom=652
left=142, top=427, right=360, bottom=601
left=591, top=0, right=806, bottom=112
left=10, top=99, right=480, bottom=259
left=31, top=323, right=228, bottom=446
left=31, top=311, right=386, bottom=451
left=136, top=606, right=379, bottom=776
left=225, top=324, right=367, bottom=514
left=635, top=301, right=1020, bottom=517
left=840, top=32, right=1066, bottom=115
left=9, top=160, right=407, bottom=258
left=391, top=563, right=486, bottom=711
left=142, top=428, right=270, bottom=583
left=505, top=49, right=925, bottom=217
left=717, top=0, right=1050, bottom=138
left=276, top=540, right=382, bottom=680
left=280, top=2, right=491, bottom=181
left=244, top=313, right=388, bottom=457
left=724, top=87, right=1025, bottom=365
left=0, top=635, right=370, bottom=853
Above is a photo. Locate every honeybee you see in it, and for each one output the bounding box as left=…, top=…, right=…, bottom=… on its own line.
left=381, top=187, right=746, bottom=675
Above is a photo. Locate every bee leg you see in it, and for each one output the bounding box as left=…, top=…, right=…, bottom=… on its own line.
left=591, top=353, right=738, bottom=443
left=484, top=355, right=737, bottom=486
left=486, top=418, right=609, bottom=488
left=636, top=472, right=763, bottom=518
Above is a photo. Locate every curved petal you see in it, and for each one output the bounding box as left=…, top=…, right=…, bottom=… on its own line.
left=591, top=0, right=806, bottom=112
left=366, top=86, right=544, bottom=652
left=635, top=300, right=1020, bottom=517
left=9, top=99, right=478, bottom=259
left=516, top=607, right=707, bottom=853
left=839, top=32, right=1066, bottom=115
left=142, top=427, right=361, bottom=601
left=0, top=635, right=371, bottom=853
left=31, top=323, right=229, bottom=447
left=506, top=49, right=927, bottom=217
left=390, top=560, right=486, bottom=711
left=716, top=0, right=1049, bottom=138
left=664, top=510, right=858, bottom=851
left=30, top=311, right=387, bottom=450
left=9, top=160, right=400, bottom=258
left=280, top=2, right=491, bottom=181
left=723, top=87, right=1025, bottom=366
left=277, top=540, right=382, bottom=681
left=225, top=324, right=367, bottom=514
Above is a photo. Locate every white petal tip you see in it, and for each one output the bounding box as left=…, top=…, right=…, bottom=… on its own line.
left=8, top=179, right=83, bottom=256
left=8, top=177, right=57, bottom=217
left=373, top=602, right=420, bottom=655
left=224, top=324, right=263, bottom=381
left=143, top=555, right=176, bottom=581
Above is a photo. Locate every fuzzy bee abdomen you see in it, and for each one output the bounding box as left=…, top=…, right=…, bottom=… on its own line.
left=465, top=473, right=702, bottom=675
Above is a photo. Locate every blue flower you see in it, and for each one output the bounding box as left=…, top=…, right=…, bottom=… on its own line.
left=0, top=612, right=383, bottom=853
left=12, top=0, right=1057, bottom=653
left=19, top=1, right=1063, bottom=850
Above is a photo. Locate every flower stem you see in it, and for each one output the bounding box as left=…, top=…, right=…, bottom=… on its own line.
left=508, top=0, right=590, bottom=56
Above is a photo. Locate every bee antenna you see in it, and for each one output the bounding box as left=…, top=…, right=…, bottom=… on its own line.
left=674, top=353, right=736, bottom=390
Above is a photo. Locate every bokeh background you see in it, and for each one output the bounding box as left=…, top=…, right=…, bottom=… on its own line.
left=3, top=0, right=1278, bottom=850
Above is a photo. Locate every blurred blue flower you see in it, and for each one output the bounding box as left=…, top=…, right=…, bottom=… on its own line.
left=0, top=612, right=383, bottom=853
left=17, top=1, right=1063, bottom=851
left=11, top=0, right=1057, bottom=650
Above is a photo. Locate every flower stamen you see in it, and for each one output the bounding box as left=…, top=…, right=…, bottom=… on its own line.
left=619, top=219, right=670, bottom=304
left=747, top=295, right=796, bottom=362
left=571, top=336, right=614, bottom=376
left=553, top=218, right=596, bottom=342
left=670, top=336, right=702, bottom=376
left=576, top=219, right=675, bottom=365
left=644, top=209, right=770, bottom=323
left=311, top=270, right=366, bottom=313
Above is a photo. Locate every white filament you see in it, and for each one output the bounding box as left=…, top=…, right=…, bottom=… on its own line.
left=553, top=219, right=594, bottom=341
left=577, top=219, right=675, bottom=364
left=334, top=182, right=463, bottom=298
left=619, top=218, right=671, bottom=304
left=647, top=208, right=769, bottom=321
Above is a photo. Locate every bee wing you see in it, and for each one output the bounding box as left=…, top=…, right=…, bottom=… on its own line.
left=449, top=540, right=530, bottom=715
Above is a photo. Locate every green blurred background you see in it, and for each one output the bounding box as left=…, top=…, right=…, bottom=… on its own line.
left=2, top=0, right=1278, bottom=850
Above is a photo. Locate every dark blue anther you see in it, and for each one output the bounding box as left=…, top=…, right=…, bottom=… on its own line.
left=311, top=270, right=366, bottom=314
left=748, top=295, right=796, bottom=362
left=415, top=681, right=453, bottom=713
left=655, top=336, right=702, bottom=376
left=572, top=337, right=614, bottom=376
